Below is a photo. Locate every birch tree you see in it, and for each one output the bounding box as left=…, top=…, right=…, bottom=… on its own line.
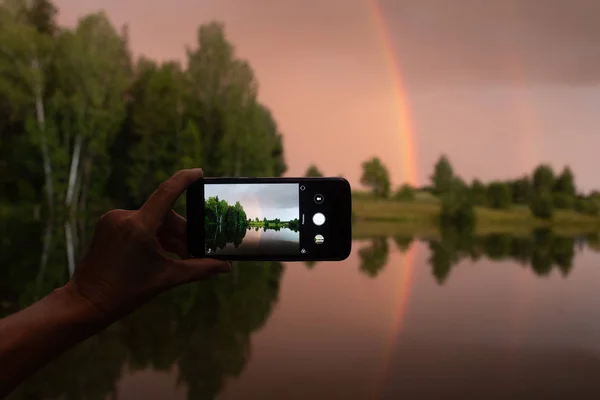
left=51, top=12, right=130, bottom=214
left=0, top=0, right=55, bottom=214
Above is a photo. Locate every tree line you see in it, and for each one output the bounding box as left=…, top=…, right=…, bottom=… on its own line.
left=323, top=154, right=600, bottom=227
left=354, top=229, right=600, bottom=283
left=430, top=155, right=600, bottom=227
left=0, top=0, right=287, bottom=219
left=248, top=217, right=300, bottom=231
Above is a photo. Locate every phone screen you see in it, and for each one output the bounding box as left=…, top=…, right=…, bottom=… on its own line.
left=204, top=183, right=300, bottom=256
left=187, top=177, right=352, bottom=261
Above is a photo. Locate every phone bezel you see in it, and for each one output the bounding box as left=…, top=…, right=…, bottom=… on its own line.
left=186, top=177, right=352, bottom=261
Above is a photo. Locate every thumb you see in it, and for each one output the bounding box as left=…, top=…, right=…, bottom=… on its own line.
left=172, top=258, right=232, bottom=285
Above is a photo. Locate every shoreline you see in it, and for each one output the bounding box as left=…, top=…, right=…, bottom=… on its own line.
left=352, top=195, right=600, bottom=239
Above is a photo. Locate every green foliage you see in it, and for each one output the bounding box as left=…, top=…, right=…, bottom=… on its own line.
left=360, top=157, right=390, bottom=198
left=532, top=164, right=555, bottom=194
left=0, top=9, right=287, bottom=213
left=487, top=182, right=512, bottom=209
left=204, top=196, right=299, bottom=253
left=469, top=179, right=487, bottom=206
left=25, top=0, right=58, bottom=36
left=2, top=213, right=285, bottom=400
left=427, top=227, right=474, bottom=284
left=393, top=236, right=413, bottom=253
left=425, top=228, right=579, bottom=284
left=430, top=154, right=454, bottom=195
left=394, top=184, right=415, bottom=201
left=204, top=196, right=248, bottom=252
left=439, top=186, right=475, bottom=230
left=552, top=192, right=574, bottom=210
left=304, top=164, right=323, bottom=177
left=574, top=197, right=600, bottom=216
left=529, top=192, right=554, bottom=219
left=124, top=61, right=188, bottom=205
left=509, top=176, right=533, bottom=204
left=452, top=176, right=467, bottom=192
left=185, top=23, right=286, bottom=179
left=553, top=166, right=576, bottom=197
left=358, top=237, right=389, bottom=278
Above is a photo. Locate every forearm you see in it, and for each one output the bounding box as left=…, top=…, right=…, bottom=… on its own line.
left=0, top=283, right=109, bottom=397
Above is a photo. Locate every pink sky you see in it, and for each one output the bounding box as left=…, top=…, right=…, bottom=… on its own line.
left=54, top=0, right=600, bottom=191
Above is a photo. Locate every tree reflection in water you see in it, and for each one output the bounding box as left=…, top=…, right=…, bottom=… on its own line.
left=355, top=226, right=591, bottom=285
left=2, top=215, right=284, bottom=400
left=3, top=213, right=599, bottom=399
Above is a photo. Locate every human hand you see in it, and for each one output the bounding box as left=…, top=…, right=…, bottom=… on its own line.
left=65, top=168, right=230, bottom=324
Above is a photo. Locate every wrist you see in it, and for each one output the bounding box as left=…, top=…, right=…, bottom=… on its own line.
left=52, top=283, right=113, bottom=330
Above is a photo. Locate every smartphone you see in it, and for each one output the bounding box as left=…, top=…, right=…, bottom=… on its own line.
left=186, top=177, right=352, bottom=261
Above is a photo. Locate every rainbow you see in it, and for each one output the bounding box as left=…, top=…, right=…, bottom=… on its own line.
left=370, top=244, right=417, bottom=397
left=367, top=0, right=418, bottom=187
left=366, top=1, right=419, bottom=395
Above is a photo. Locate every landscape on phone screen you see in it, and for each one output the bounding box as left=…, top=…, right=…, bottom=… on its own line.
left=204, top=183, right=300, bottom=255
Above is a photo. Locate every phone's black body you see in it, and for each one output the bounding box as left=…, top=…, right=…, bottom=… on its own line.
left=186, top=177, right=352, bottom=261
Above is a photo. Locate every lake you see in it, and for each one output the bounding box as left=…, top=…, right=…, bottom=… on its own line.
left=5, top=228, right=600, bottom=399
left=210, top=227, right=299, bottom=255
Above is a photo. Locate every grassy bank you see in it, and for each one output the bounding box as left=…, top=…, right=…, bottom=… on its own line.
left=352, top=194, right=600, bottom=238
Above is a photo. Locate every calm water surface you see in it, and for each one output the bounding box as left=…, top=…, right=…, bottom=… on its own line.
left=214, top=227, right=299, bottom=255
left=6, top=231, right=600, bottom=399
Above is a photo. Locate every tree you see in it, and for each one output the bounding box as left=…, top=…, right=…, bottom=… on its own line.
left=553, top=166, right=576, bottom=197
left=510, top=176, right=532, bottom=204
left=0, top=0, right=56, bottom=213
left=439, top=187, right=475, bottom=230
left=575, top=197, right=600, bottom=216
left=124, top=60, right=187, bottom=206
left=552, top=192, right=573, bottom=210
left=25, top=0, right=58, bottom=36
left=185, top=22, right=285, bottom=178
left=358, top=238, right=389, bottom=278
left=430, top=154, right=454, bottom=196
left=532, top=164, right=554, bottom=194
left=304, top=164, right=323, bottom=177
left=530, top=192, right=554, bottom=219
left=469, top=179, right=487, bottom=206
left=51, top=12, right=131, bottom=213
left=394, top=184, right=415, bottom=201
left=487, top=182, right=512, bottom=209
left=360, top=157, right=390, bottom=198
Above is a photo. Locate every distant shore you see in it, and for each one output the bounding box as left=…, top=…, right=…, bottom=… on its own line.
left=352, top=192, right=600, bottom=238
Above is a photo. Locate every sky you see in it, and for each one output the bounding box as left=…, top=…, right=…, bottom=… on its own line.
left=54, top=0, right=600, bottom=191
left=205, top=183, right=299, bottom=221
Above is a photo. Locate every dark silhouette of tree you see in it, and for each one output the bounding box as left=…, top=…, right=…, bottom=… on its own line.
left=358, top=238, right=389, bottom=278
left=304, top=164, right=323, bottom=177
left=430, top=155, right=454, bottom=196
left=360, top=157, right=390, bottom=198
left=487, top=182, right=512, bottom=209
left=393, top=236, right=413, bottom=253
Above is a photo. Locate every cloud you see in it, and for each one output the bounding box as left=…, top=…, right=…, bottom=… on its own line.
left=205, top=183, right=299, bottom=211
left=380, top=0, right=600, bottom=87
left=55, top=0, right=600, bottom=87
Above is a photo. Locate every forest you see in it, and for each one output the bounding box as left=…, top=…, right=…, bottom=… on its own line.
left=306, top=154, right=600, bottom=231
left=0, top=0, right=287, bottom=274
left=204, top=196, right=299, bottom=252
left=0, top=0, right=287, bottom=217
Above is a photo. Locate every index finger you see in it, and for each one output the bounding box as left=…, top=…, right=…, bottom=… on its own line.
left=138, top=168, right=203, bottom=231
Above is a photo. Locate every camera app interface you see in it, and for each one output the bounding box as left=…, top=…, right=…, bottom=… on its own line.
left=204, top=183, right=300, bottom=255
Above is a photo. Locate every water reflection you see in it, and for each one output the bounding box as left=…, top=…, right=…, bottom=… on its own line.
left=425, top=228, right=582, bottom=284
left=359, top=237, right=389, bottom=277
left=2, top=216, right=284, bottom=400
left=354, top=228, right=589, bottom=284
left=3, top=215, right=600, bottom=399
